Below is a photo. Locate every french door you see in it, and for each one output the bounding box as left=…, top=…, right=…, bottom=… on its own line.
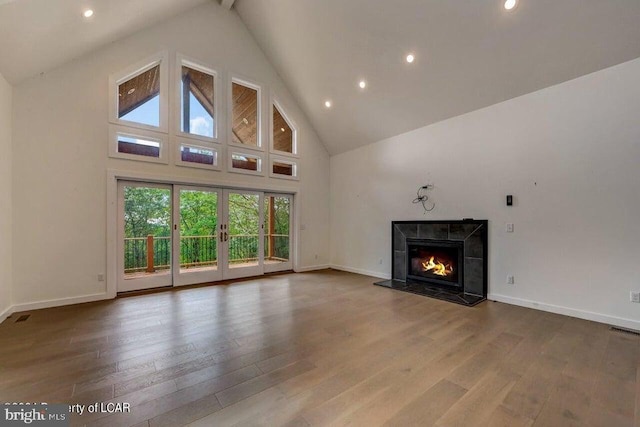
left=222, top=190, right=264, bottom=280
left=172, top=186, right=223, bottom=286
left=117, top=181, right=293, bottom=292
left=263, top=193, right=293, bottom=273
left=117, top=181, right=173, bottom=292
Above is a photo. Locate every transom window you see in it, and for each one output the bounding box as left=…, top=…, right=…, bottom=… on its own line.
left=109, top=51, right=168, bottom=133
left=118, top=64, right=160, bottom=127
left=180, top=60, right=216, bottom=140
left=176, top=141, right=220, bottom=171
left=228, top=151, right=264, bottom=176
left=231, top=79, right=261, bottom=148
left=272, top=102, right=296, bottom=155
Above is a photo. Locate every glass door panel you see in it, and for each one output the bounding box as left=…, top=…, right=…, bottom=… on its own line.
left=264, top=194, right=293, bottom=273
left=173, top=187, right=222, bottom=286
left=117, top=181, right=172, bottom=292
left=222, top=190, right=264, bottom=279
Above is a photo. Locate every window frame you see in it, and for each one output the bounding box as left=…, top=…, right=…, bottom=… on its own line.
left=109, top=51, right=169, bottom=134
left=269, top=155, right=299, bottom=181
left=270, top=97, right=299, bottom=158
left=227, top=150, right=265, bottom=176
left=228, top=74, right=264, bottom=153
left=174, top=138, right=222, bottom=171
left=175, top=53, right=221, bottom=144
left=108, top=125, right=169, bottom=164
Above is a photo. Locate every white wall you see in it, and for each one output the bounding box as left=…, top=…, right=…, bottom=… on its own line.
left=0, top=72, right=12, bottom=320
left=331, top=58, right=640, bottom=329
left=11, top=2, right=330, bottom=307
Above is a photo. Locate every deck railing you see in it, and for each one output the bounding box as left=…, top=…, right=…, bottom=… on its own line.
left=124, top=233, right=289, bottom=273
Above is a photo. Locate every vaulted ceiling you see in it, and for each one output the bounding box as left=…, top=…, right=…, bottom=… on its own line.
left=2, top=0, right=640, bottom=157
left=235, top=0, right=640, bottom=154
left=0, top=0, right=210, bottom=84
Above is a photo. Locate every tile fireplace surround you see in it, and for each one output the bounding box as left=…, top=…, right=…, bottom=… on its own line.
left=375, top=220, right=488, bottom=306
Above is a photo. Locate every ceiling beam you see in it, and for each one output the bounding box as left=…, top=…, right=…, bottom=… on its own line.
left=220, top=0, right=236, bottom=10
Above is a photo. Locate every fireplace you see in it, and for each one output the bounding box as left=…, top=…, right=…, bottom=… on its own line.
left=374, top=220, right=488, bottom=306
left=406, top=239, right=463, bottom=288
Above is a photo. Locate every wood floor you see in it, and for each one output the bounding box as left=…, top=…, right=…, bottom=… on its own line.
left=0, top=269, right=638, bottom=426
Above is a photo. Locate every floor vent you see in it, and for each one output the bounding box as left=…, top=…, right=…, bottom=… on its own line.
left=610, top=326, right=640, bottom=336
left=15, top=314, right=30, bottom=323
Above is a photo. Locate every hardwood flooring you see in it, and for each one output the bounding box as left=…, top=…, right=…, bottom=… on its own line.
left=0, top=269, right=638, bottom=426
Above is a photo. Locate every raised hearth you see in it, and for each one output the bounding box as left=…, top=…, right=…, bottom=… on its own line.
left=375, top=220, right=488, bottom=306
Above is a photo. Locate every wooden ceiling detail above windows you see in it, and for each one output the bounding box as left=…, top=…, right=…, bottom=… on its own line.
left=273, top=105, right=293, bottom=153
left=232, top=82, right=258, bottom=147
left=182, top=66, right=214, bottom=117
left=118, top=65, right=160, bottom=118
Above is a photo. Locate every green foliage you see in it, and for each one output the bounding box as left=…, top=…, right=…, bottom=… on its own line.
left=124, top=187, right=171, bottom=238
left=180, top=190, right=218, bottom=236
left=122, top=188, right=292, bottom=270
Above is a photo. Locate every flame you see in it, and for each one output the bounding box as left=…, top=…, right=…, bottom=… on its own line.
left=421, top=256, right=454, bottom=277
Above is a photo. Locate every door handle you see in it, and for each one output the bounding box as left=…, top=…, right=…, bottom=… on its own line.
left=224, top=232, right=228, bottom=242
left=220, top=231, right=224, bottom=242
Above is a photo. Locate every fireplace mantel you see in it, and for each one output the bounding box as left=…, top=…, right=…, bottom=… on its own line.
left=375, top=219, right=488, bottom=306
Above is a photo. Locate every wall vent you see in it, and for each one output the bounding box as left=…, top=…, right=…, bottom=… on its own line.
left=15, top=314, right=30, bottom=323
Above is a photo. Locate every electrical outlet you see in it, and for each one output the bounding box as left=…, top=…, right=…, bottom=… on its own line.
left=378, top=258, right=383, bottom=265
left=630, top=291, right=640, bottom=303
left=97, top=274, right=105, bottom=282
left=507, top=275, right=515, bottom=285
left=314, top=254, right=318, bottom=260
left=506, top=223, right=514, bottom=233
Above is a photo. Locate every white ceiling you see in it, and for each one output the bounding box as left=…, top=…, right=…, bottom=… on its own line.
left=0, top=0, right=210, bottom=84
left=235, top=0, right=640, bottom=155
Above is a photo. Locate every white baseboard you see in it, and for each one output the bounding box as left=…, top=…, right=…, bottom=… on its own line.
left=0, top=304, right=13, bottom=324
left=295, top=264, right=330, bottom=272
left=11, top=292, right=109, bottom=313
left=488, top=293, right=640, bottom=331
left=330, top=264, right=391, bottom=280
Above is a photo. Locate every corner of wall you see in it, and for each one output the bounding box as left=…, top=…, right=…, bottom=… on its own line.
left=0, top=70, right=13, bottom=323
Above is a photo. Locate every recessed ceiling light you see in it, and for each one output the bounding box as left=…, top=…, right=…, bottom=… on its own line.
left=83, top=9, right=94, bottom=18
left=359, top=80, right=367, bottom=89
left=324, top=100, right=332, bottom=108
left=281, top=127, right=286, bottom=132
left=127, top=88, right=135, bottom=95
left=504, top=0, right=517, bottom=10
left=406, top=54, right=415, bottom=64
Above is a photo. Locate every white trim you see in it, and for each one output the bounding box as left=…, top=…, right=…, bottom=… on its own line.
left=109, top=125, right=169, bottom=164
left=175, top=139, right=222, bottom=171
left=227, top=150, right=264, bottom=176
left=295, top=264, right=330, bottom=272
left=10, top=293, right=108, bottom=313
left=107, top=169, right=298, bottom=193
left=228, top=75, right=264, bottom=151
left=330, top=264, right=391, bottom=280
left=0, top=305, right=13, bottom=324
left=109, top=51, right=169, bottom=133
left=270, top=96, right=299, bottom=158
left=488, top=293, right=640, bottom=331
left=269, top=155, right=299, bottom=181
left=175, top=53, right=221, bottom=144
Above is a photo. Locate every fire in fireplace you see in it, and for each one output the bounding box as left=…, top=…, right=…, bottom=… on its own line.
left=406, top=239, right=463, bottom=287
